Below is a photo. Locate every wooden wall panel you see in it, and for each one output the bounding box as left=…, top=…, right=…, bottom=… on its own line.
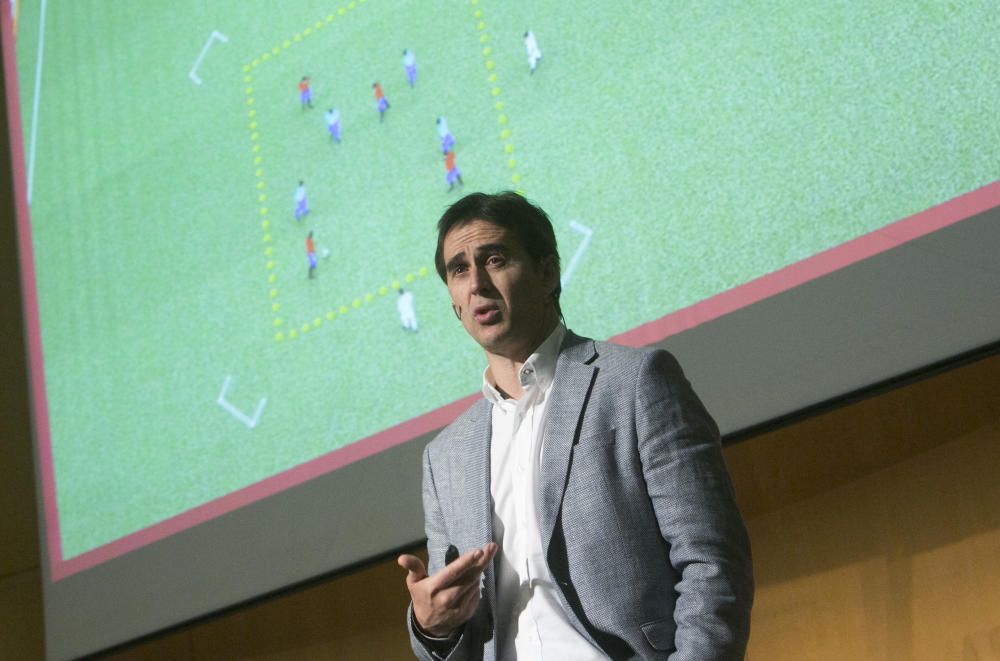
left=188, top=553, right=418, bottom=661
left=745, top=425, right=1000, bottom=660
left=0, top=570, right=44, bottom=660
left=725, top=353, right=1000, bottom=520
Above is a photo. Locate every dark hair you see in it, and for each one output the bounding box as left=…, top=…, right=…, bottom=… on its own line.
left=435, top=191, right=561, bottom=308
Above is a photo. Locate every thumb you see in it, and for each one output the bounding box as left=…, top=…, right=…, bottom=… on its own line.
left=397, top=554, right=428, bottom=583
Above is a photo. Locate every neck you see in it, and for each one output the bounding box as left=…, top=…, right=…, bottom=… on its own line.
left=485, top=355, right=527, bottom=400
left=484, top=316, right=560, bottom=400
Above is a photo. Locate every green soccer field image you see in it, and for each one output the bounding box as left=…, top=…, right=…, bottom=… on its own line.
left=14, top=0, right=1000, bottom=559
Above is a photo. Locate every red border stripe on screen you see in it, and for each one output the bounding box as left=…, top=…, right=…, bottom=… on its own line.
left=2, top=1, right=66, bottom=570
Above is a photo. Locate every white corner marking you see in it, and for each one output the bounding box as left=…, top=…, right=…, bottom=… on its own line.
left=189, top=30, right=230, bottom=85
left=217, top=376, right=266, bottom=428
left=561, top=221, right=593, bottom=289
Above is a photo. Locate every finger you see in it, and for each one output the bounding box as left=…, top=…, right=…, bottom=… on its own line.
left=450, top=543, right=498, bottom=580
left=397, top=554, right=427, bottom=583
left=431, top=548, right=487, bottom=587
left=429, top=577, right=482, bottom=626
left=454, top=576, right=483, bottom=605
left=460, top=542, right=496, bottom=577
left=429, top=541, right=500, bottom=592
left=434, top=571, right=483, bottom=604
left=448, top=579, right=484, bottom=618
left=480, top=542, right=498, bottom=562
left=430, top=555, right=495, bottom=602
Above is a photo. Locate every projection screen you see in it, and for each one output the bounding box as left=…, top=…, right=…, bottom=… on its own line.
left=2, top=2, right=998, bottom=658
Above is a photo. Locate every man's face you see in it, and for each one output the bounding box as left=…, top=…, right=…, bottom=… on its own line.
left=442, top=219, right=558, bottom=361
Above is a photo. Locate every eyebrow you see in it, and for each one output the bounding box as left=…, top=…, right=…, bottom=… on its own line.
left=444, top=242, right=508, bottom=273
left=474, top=242, right=507, bottom=257
left=444, top=253, right=467, bottom=274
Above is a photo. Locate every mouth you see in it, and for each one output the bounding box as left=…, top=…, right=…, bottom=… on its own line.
left=473, top=304, right=501, bottom=324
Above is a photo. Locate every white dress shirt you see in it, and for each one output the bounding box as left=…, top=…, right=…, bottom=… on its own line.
left=483, top=324, right=606, bottom=660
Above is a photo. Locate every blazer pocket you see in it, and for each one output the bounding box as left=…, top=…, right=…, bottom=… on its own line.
left=640, top=615, right=676, bottom=652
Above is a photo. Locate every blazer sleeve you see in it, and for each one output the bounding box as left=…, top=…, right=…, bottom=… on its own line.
left=406, top=442, right=474, bottom=661
left=634, top=349, right=754, bottom=660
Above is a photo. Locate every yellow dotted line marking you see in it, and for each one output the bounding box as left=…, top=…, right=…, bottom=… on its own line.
left=241, top=75, right=282, bottom=324
left=275, top=267, right=431, bottom=342
left=242, top=6, right=436, bottom=343
left=472, top=2, right=524, bottom=188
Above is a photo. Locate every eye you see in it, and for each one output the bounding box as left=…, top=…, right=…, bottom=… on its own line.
left=486, top=254, right=505, bottom=267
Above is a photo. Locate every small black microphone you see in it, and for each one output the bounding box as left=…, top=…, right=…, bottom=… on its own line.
left=445, top=544, right=459, bottom=566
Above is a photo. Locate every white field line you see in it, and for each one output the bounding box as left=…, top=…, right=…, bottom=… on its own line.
left=26, top=0, right=47, bottom=204
left=189, top=30, right=229, bottom=85
left=561, top=221, right=593, bottom=289
left=217, top=375, right=267, bottom=428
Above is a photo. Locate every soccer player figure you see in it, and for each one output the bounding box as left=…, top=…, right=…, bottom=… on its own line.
left=325, top=108, right=342, bottom=143
left=373, top=82, right=390, bottom=122
left=403, top=49, right=417, bottom=88
left=295, top=181, right=309, bottom=221
left=444, top=150, right=463, bottom=192
left=299, top=76, right=314, bottom=110
left=306, top=231, right=317, bottom=279
left=436, top=117, right=455, bottom=155
left=397, top=288, right=418, bottom=332
left=524, top=30, right=542, bottom=74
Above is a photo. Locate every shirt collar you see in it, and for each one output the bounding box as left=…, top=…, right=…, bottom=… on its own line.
left=481, top=323, right=566, bottom=404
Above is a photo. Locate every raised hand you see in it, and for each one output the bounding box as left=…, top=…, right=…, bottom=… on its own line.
left=398, top=543, right=497, bottom=637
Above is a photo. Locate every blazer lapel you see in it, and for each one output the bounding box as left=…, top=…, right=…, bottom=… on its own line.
left=539, top=333, right=599, bottom=555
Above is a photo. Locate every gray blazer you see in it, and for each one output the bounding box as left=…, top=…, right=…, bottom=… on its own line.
left=409, top=332, right=753, bottom=660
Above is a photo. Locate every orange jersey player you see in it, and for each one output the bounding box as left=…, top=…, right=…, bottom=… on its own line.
left=372, top=81, right=390, bottom=122
left=444, top=151, right=463, bottom=192
left=299, top=76, right=314, bottom=110
left=306, top=232, right=317, bottom=279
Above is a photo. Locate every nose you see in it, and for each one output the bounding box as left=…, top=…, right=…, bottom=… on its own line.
left=470, top=264, right=491, bottom=295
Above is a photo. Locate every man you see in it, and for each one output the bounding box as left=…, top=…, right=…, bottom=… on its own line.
left=398, top=288, right=419, bottom=332
left=294, top=180, right=309, bottom=221
left=325, top=107, right=342, bottom=143
left=404, top=49, right=418, bottom=87
left=299, top=75, right=314, bottom=110
left=306, top=231, right=317, bottom=279
left=373, top=81, right=390, bottom=122
left=437, top=117, right=456, bottom=155
left=398, top=192, right=753, bottom=660
left=444, top=150, right=464, bottom=192
left=523, top=31, right=542, bottom=75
